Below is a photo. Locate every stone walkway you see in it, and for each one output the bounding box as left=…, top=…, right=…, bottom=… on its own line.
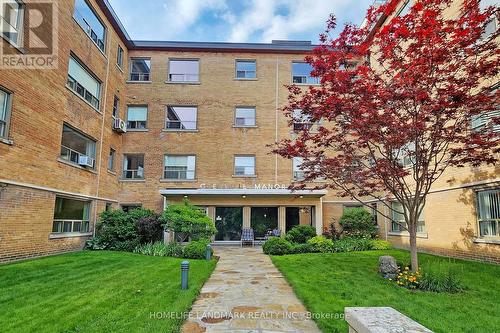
left=181, top=246, right=321, bottom=333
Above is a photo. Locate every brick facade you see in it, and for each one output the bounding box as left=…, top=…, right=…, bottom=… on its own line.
left=0, top=0, right=498, bottom=263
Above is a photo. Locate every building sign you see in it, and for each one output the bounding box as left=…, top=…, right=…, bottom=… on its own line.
left=200, top=183, right=289, bottom=190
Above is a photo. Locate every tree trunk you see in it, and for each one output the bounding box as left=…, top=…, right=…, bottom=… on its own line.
left=408, top=226, right=419, bottom=272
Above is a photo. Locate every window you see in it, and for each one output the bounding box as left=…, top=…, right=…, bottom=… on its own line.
left=165, top=106, right=197, bottom=130
left=127, top=106, right=147, bottom=130
left=105, top=203, right=112, bottom=211
left=234, top=156, right=255, bottom=176
left=293, top=109, right=313, bottom=131
left=397, top=0, right=411, bottom=17
left=67, top=56, right=101, bottom=109
left=477, top=189, right=500, bottom=237
left=293, top=157, right=305, bottom=181
left=471, top=84, right=499, bottom=133
left=168, top=59, right=199, bottom=82
left=60, top=124, right=96, bottom=169
left=121, top=204, right=141, bottom=212
left=129, top=58, right=151, bottom=82
left=164, top=155, right=196, bottom=180
left=112, top=95, right=119, bottom=120
left=235, top=60, right=256, bottom=79
left=396, top=142, right=415, bottom=167
left=292, top=62, right=319, bottom=84
left=73, top=0, right=106, bottom=52
left=108, top=148, right=115, bottom=171
left=122, top=154, right=144, bottom=179
left=235, top=107, right=256, bottom=127
left=0, top=88, right=12, bottom=140
left=391, top=201, right=425, bottom=233
left=117, top=45, right=124, bottom=68
left=0, top=0, right=23, bottom=46
left=52, top=197, right=90, bottom=233
left=480, top=0, right=498, bottom=40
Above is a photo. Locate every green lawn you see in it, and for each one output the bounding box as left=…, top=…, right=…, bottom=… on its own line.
left=271, top=250, right=500, bottom=333
left=0, top=251, right=216, bottom=333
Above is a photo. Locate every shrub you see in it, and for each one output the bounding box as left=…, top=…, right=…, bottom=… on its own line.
left=285, top=225, right=317, bottom=244
left=136, top=215, right=163, bottom=244
left=371, top=239, right=392, bottom=250
left=323, top=221, right=343, bottom=240
left=333, top=237, right=373, bottom=252
left=162, top=201, right=217, bottom=242
left=307, top=236, right=334, bottom=253
left=183, top=239, right=211, bottom=259
left=339, top=207, right=377, bottom=238
left=291, top=243, right=316, bottom=254
left=418, top=271, right=465, bottom=293
left=165, top=242, right=184, bottom=258
left=134, top=242, right=168, bottom=256
left=93, top=208, right=156, bottom=252
left=263, top=237, right=293, bottom=255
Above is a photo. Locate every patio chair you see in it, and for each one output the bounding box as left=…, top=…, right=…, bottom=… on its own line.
left=265, top=228, right=281, bottom=240
left=241, top=228, right=255, bottom=247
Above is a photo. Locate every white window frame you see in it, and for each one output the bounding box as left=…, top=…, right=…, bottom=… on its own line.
left=168, top=59, right=200, bottom=83
left=126, top=105, right=148, bottom=130
left=0, top=0, right=24, bottom=48
left=390, top=201, right=425, bottom=233
left=60, top=124, right=96, bottom=169
left=73, top=0, right=106, bottom=52
left=163, top=155, right=196, bottom=180
left=235, top=60, right=257, bottom=79
left=476, top=188, right=500, bottom=238
left=165, top=106, right=198, bottom=131
left=52, top=196, right=91, bottom=234
left=471, top=83, right=499, bottom=133
left=293, top=157, right=305, bottom=181
left=0, top=87, right=13, bottom=141
left=129, top=58, right=151, bottom=82
left=234, top=107, right=256, bottom=127
left=122, top=154, right=144, bottom=180
left=234, top=155, right=256, bottom=177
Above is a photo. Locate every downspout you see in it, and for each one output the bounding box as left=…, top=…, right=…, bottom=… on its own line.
left=274, top=56, right=279, bottom=183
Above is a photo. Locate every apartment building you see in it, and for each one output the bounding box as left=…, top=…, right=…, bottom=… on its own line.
left=0, top=0, right=498, bottom=263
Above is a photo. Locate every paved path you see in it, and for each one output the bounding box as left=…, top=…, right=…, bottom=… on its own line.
left=181, top=246, right=322, bottom=333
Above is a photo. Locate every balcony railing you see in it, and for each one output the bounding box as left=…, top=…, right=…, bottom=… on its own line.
left=123, top=169, right=144, bottom=179
left=165, top=120, right=197, bottom=130
left=129, top=72, right=150, bottom=82
left=168, top=73, right=199, bottom=82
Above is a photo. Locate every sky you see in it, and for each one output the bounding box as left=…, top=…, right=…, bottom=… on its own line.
left=107, top=0, right=375, bottom=43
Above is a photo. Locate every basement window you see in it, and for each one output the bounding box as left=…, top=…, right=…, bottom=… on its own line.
left=52, top=197, right=91, bottom=233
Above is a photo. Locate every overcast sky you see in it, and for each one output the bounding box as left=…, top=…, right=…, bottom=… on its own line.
left=108, top=0, right=375, bottom=43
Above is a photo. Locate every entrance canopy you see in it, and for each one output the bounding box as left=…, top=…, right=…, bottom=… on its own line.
left=159, top=188, right=327, bottom=197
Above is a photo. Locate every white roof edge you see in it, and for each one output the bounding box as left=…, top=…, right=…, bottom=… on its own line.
left=159, top=188, right=328, bottom=196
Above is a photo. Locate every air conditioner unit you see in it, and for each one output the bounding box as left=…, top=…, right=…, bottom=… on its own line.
left=113, top=118, right=127, bottom=133
left=78, top=155, right=95, bottom=168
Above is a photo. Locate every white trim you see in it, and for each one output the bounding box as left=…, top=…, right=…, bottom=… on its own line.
left=0, top=178, right=118, bottom=202
left=159, top=188, right=327, bottom=196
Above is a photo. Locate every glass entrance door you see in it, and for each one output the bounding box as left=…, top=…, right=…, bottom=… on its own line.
left=215, top=207, right=243, bottom=241
left=251, top=207, right=278, bottom=238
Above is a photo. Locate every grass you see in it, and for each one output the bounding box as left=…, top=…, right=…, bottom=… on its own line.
left=271, top=250, right=500, bottom=333
left=0, top=251, right=216, bottom=333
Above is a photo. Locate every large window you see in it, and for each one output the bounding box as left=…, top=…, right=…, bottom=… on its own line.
left=471, top=83, right=499, bottom=133
left=0, top=88, right=12, bottom=140
left=60, top=125, right=96, bottom=169
left=73, top=0, right=106, bottom=52
left=127, top=106, right=147, bottom=130
left=122, top=154, right=144, bottom=179
left=477, top=189, right=500, bottom=237
left=234, top=155, right=255, bottom=176
left=164, top=155, right=196, bottom=180
left=165, top=106, right=197, bottom=130
left=391, top=201, right=425, bottom=233
left=235, top=107, right=256, bottom=127
left=129, top=58, right=151, bottom=82
left=168, top=59, right=199, bottom=82
left=52, top=197, right=90, bottom=233
left=292, top=62, right=319, bottom=84
left=0, top=0, right=24, bottom=47
left=293, top=157, right=305, bottom=181
left=235, top=60, right=256, bottom=79
left=67, top=56, right=101, bottom=109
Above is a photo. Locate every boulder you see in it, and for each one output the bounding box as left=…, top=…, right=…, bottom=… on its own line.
left=379, top=255, right=398, bottom=279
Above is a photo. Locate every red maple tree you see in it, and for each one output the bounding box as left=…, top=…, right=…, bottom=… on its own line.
left=273, top=0, right=499, bottom=270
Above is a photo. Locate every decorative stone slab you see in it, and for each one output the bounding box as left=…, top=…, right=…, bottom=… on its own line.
left=345, top=307, right=434, bottom=333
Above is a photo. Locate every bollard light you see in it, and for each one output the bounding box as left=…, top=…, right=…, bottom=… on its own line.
left=205, top=244, right=212, bottom=261
left=181, top=260, right=189, bottom=290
